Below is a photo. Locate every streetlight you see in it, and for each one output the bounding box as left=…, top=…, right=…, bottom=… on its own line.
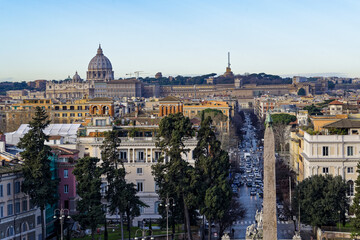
left=159, top=196, right=176, bottom=240
left=134, top=228, right=154, bottom=240
left=53, top=208, right=71, bottom=240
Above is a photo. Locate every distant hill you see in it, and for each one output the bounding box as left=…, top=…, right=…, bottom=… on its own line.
left=240, top=73, right=292, bottom=85
left=140, top=72, right=292, bottom=86
left=0, top=81, right=34, bottom=95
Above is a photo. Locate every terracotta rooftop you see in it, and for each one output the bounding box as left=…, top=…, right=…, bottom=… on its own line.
left=51, top=146, right=79, bottom=155
left=329, top=100, right=343, bottom=105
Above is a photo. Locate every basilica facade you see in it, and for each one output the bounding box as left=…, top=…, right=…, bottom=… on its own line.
left=45, top=45, right=115, bottom=100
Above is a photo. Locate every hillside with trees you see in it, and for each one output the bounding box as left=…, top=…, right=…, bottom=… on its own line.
left=0, top=81, right=34, bottom=95
left=139, top=72, right=291, bottom=86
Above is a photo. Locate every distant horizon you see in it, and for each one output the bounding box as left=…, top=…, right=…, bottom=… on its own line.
left=0, top=71, right=356, bottom=83
left=1, top=1, right=360, bottom=82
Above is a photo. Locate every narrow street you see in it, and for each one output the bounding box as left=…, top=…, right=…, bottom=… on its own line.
left=231, top=112, right=295, bottom=240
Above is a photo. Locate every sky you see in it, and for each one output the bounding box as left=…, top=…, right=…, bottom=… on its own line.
left=1, top=0, right=360, bottom=82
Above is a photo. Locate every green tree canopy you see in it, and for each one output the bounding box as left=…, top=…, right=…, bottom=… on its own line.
left=303, top=104, right=323, bottom=116
left=297, top=88, right=306, bottom=96
left=152, top=113, right=195, bottom=240
left=73, top=157, right=104, bottom=240
left=271, top=113, right=296, bottom=125
left=193, top=115, right=234, bottom=239
left=350, top=162, right=360, bottom=232
left=292, top=174, right=348, bottom=228
left=18, top=106, right=58, bottom=240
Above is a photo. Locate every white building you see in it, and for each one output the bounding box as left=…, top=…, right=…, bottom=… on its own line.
left=76, top=122, right=197, bottom=226
left=301, top=130, right=360, bottom=199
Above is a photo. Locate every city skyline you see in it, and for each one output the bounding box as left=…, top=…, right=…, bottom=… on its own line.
left=1, top=0, right=360, bottom=82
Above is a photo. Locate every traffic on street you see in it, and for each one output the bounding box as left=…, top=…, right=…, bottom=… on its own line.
left=231, top=112, right=295, bottom=240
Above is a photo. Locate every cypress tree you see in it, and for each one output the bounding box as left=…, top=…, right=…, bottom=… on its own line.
left=18, top=106, right=58, bottom=240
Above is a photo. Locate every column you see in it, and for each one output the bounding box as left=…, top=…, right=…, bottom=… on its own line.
left=151, top=148, right=153, bottom=163
left=145, top=148, right=148, bottom=162
left=133, top=148, right=135, bottom=162
left=128, top=148, right=131, bottom=163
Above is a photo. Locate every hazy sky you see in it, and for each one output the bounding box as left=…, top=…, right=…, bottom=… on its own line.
left=1, top=0, right=360, bottom=82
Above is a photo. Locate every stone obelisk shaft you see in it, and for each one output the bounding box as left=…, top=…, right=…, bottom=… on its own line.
left=263, top=123, right=277, bottom=240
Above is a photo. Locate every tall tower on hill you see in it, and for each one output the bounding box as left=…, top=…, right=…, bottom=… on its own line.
left=224, top=52, right=234, bottom=78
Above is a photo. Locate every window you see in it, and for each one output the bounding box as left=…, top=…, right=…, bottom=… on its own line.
left=15, top=201, right=20, bottom=214
left=15, top=181, right=21, bottom=194
left=0, top=204, right=4, bottom=218
left=22, top=222, right=28, bottom=232
left=64, top=185, right=69, bottom=194
left=137, top=151, right=144, bottom=162
left=347, top=146, right=354, bottom=156
left=6, top=226, right=14, bottom=237
left=348, top=167, right=354, bottom=173
left=154, top=152, right=161, bottom=162
left=37, top=216, right=41, bottom=225
left=95, top=119, right=106, bottom=126
left=137, top=182, right=143, bottom=192
left=62, top=113, right=67, bottom=117
left=348, top=181, right=355, bottom=196
left=154, top=201, right=160, bottom=214
left=77, top=106, right=82, bottom=110
left=7, top=203, right=13, bottom=216
left=70, top=113, right=75, bottom=117
left=22, top=200, right=28, bottom=212
left=78, top=113, right=82, bottom=117
left=54, top=113, right=60, bottom=117
left=100, top=182, right=107, bottom=196
left=120, top=151, right=127, bottom=160
left=7, top=183, right=11, bottom=195
left=322, top=167, right=329, bottom=174
left=137, top=168, right=143, bottom=174
left=322, top=146, right=329, bottom=156
left=64, top=169, right=68, bottom=178
left=0, top=184, right=3, bottom=197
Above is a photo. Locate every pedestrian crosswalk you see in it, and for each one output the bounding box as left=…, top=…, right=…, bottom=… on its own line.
left=235, top=220, right=292, bottom=225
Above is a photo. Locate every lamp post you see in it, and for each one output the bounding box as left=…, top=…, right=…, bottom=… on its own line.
left=53, top=208, right=70, bottom=240
left=159, top=196, right=175, bottom=240
left=134, top=228, right=154, bottom=240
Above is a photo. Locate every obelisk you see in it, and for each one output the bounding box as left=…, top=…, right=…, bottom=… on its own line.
left=263, top=112, right=277, bottom=240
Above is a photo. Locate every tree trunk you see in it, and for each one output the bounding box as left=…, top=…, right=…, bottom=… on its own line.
left=91, top=227, right=95, bottom=240
left=120, top=213, right=124, bottom=240
left=183, top=198, right=192, bottom=240
left=41, top=206, right=45, bottom=240
left=172, top=213, right=175, bottom=240
left=201, top=216, right=205, bottom=240
left=127, top=212, right=131, bottom=240
left=104, top=218, right=108, bottom=240
left=208, top=221, right=211, bottom=240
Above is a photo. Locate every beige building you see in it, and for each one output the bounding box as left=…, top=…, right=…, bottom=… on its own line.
left=300, top=125, right=360, bottom=199
left=46, top=72, right=93, bottom=99
left=76, top=119, right=197, bottom=226
left=0, top=162, right=41, bottom=240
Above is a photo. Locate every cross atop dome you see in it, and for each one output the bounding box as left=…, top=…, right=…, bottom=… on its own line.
left=97, top=44, right=103, bottom=55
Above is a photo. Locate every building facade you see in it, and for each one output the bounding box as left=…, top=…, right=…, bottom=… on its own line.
left=0, top=163, right=41, bottom=240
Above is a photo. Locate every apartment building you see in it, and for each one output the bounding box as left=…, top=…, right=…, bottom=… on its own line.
left=76, top=117, right=197, bottom=226
left=291, top=119, right=360, bottom=200
left=0, top=162, right=41, bottom=240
